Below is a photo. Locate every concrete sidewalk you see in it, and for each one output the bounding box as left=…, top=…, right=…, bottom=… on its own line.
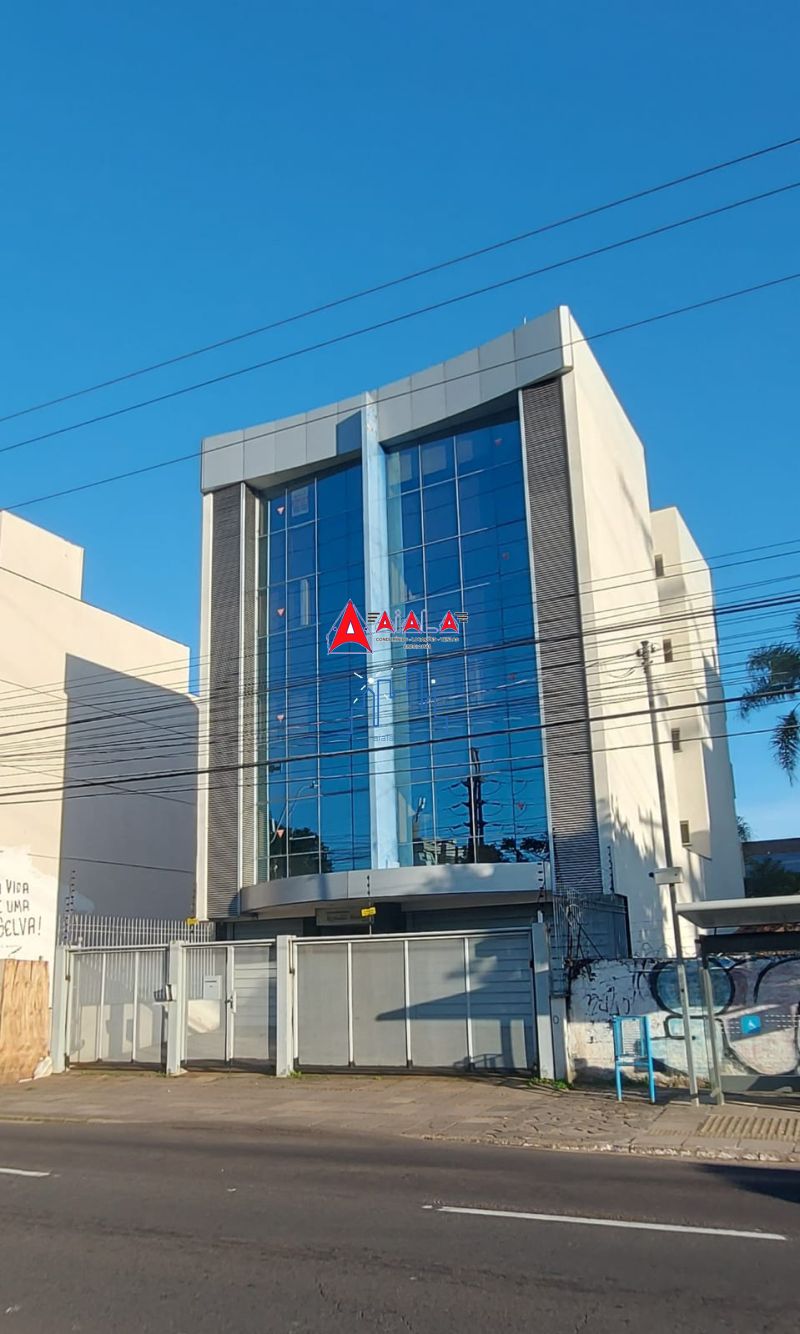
left=1, top=1071, right=799, bottom=1163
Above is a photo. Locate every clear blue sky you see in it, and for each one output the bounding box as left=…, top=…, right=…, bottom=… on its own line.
left=0, top=1, right=797, bottom=839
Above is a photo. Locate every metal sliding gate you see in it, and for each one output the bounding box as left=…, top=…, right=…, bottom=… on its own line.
left=182, top=943, right=276, bottom=1069
left=65, top=942, right=276, bottom=1070
left=293, top=928, right=538, bottom=1073
left=67, top=947, right=170, bottom=1067
left=61, top=930, right=543, bottom=1075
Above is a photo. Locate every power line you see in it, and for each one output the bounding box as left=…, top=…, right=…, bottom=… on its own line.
left=0, top=683, right=780, bottom=801
left=2, top=179, right=799, bottom=467
left=0, top=530, right=795, bottom=714
left=24, top=850, right=194, bottom=876
left=0, top=608, right=785, bottom=750
left=0, top=634, right=773, bottom=770
left=1, top=586, right=796, bottom=749
left=0, top=721, right=777, bottom=810
left=0, top=584, right=795, bottom=762
left=7, top=269, right=799, bottom=514
left=4, top=132, right=798, bottom=430
left=0, top=531, right=794, bottom=726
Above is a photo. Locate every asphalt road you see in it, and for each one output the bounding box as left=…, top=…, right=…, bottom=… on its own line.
left=0, top=1120, right=798, bottom=1333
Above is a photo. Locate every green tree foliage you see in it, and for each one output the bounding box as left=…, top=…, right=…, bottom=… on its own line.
left=744, top=854, right=800, bottom=898
left=740, top=614, right=800, bottom=781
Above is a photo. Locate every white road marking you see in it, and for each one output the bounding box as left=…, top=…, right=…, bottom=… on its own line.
left=0, top=1166, right=51, bottom=1178
left=427, top=1205, right=786, bottom=1242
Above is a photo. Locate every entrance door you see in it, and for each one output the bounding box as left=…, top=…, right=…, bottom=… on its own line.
left=184, top=945, right=229, bottom=1063
left=182, top=943, right=275, bottom=1068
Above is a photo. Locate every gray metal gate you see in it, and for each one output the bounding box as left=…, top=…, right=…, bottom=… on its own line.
left=294, top=929, right=537, bottom=1073
left=183, top=943, right=276, bottom=1068
left=67, top=947, right=169, bottom=1067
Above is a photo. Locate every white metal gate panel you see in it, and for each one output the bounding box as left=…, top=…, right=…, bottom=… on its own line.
left=67, top=947, right=168, bottom=1067
left=294, top=929, right=536, bottom=1073
left=183, top=942, right=275, bottom=1067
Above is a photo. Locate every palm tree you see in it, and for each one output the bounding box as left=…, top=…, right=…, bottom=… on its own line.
left=740, top=613, right=800, bottom=781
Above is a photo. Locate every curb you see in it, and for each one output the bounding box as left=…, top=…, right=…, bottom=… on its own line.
left=414, top=1132, right=800, bottom=1165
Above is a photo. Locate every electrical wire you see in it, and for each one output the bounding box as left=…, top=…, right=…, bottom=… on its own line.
left=2, top=179, right=799, bottom=463
left=4, top=131, right=798, bottom=428
left=7, top=269, right=800, bottom=514
left=1, top=585, right=796, bottom=751
left=0, top=681, right=783, bottom=802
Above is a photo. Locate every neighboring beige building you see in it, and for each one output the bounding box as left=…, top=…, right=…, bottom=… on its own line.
left=0, top=513, right=197, bottom=965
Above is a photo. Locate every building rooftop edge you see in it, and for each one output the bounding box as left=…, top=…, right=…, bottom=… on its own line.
left=201, top=306, right=573, bottom=454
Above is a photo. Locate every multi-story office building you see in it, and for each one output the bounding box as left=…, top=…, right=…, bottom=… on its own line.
left=197, top=307, right=743, bottom=956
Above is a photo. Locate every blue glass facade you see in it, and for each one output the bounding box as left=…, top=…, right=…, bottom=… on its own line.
left=385, top=413, right=548, bottom=867
left=256, top=411, right=548, bottom=886
left=257, top=463, right=370, bottom=882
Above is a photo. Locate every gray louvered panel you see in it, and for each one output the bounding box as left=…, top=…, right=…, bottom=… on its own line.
left=208, top=485, right=242, bottom=917
left=521, top=379, right=602, bottom=892
left=240, top=488, right=258, bottom=888
left=406, top=904, right=548, bottom=933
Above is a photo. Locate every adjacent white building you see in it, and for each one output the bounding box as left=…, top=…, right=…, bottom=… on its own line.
left=0, top=513, right=197, bottom=966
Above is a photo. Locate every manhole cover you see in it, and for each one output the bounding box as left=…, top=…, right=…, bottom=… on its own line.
left=700, top=1114, right=800, bottom=1141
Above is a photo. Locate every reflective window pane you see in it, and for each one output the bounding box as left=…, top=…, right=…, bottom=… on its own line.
left=422, top=481, right=457, bottom=542
left=389, top=548, right=424, bottom=604
left=387, top=447, right=419, bottom=496
left=287, top=524, right=316, bottom=579
left=461, top=529, right=499, bottom=585
left=491, top=463, right=526, bottom=524
left=288, top=483, right=315, bottom=525
left=268, top=492, right=287, bottom=531
left=287, top=578, right=316, bottom=630
left=458, top=472, right=495, bottom=533
left=421, top=437, right=454, bottom=485
left=269, top=530, right=286, bottom=584
left=425, top=538, right=460, bottom=596
left=455, top=425, right=494, bottom=475
left=387, top=490, right=422, bottom=552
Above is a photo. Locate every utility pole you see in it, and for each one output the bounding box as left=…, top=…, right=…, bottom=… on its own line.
left=460, top=746, right=486, bottom=862
left=637, top=640, right=699, bottom=1105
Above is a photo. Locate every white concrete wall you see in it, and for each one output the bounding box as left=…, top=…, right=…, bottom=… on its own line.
left=194, top=492, right=214, bottom=921
left=650, top=508, right=744, bottom=904
left=0, top=513, right=197, bottom=965
left=563, top=317, right=677, bottom=953
left=0, top=512, right=84, bottom=598
left=563, top=316, right=741, bottom=954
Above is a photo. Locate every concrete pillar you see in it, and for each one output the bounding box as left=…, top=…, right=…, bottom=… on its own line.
left=165, top=942, right=186, bottom=1076
left=550, top=996, right=570, bottom=1082
left=362, top=396, right=399, bottom=869
left=531, top=923, right=555, bottom=1080
left=50, top=945, right=70, bottom=1074
left=276, top=935, right=295, bottom=1077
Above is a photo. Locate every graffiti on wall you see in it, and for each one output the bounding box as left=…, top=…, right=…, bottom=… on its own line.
left=0, top=850, right=57, bottom=965
left=569, top=955, right=800, bottom=1080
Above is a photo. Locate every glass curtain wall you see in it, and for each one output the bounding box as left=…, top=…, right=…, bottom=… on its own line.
left=256, top=463, right=370, bottom=883
left=386, top=413, right=548, bottom=867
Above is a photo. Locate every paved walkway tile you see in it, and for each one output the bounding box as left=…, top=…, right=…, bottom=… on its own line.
left=0, top=1071, right=797, bottom=1163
